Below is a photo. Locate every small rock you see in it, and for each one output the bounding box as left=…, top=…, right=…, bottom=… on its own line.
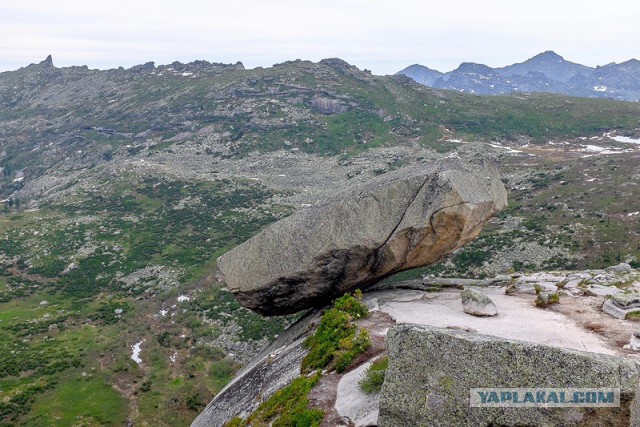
left=62, top=262, right=78, bottom=275
left=606, top=263, right=632, bottom=274
left=114, top=308, right=124, bottom=315
left=629, top=332, right=640, bottom=351
left=460, top=289, right=498, bottom=316
left=39, top=300, right=48, bottom=306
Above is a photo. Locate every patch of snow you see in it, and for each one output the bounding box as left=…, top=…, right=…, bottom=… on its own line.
left=610, top=135, right=640, bottom=145
left=446, top=139, right=462, bottom=143
left=593, top=86, right=608, bottom=92
left=628, top=212, right=640, bottom=217
left=580, top=145, right=625, bottom=155
left=131, top=339, right=145, bottom=365
left=177, top=295, right=190, bottom=303
left=159, top=309, right=168, bottom=317
left=13, top=177, right=24, bottom=182
left=486, top=143, right=522, bottom=154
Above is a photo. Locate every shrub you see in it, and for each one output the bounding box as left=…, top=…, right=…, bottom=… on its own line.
left=301, top=291, right=370, bottom=373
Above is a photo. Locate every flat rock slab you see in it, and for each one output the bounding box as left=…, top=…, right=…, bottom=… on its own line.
left=376, top=288, right=614, bottom=354
left=379, top=324, right=640, bottom=427
left=335, top=360, right=380, bottom=427
left=218, top=157, right=507, bottom=315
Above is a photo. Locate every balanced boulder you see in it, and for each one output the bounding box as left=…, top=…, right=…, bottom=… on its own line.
left=217, top=157, right=507, bottom=315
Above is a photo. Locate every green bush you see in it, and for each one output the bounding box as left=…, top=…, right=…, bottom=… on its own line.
left=358, top=356, right=389, bottom=394
left=228, top=373, right=324, bottom=427
left=301, top=291, right=370, bottom=373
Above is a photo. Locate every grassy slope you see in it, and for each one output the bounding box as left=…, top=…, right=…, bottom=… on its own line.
left=0, top=174, right=293, bottom=426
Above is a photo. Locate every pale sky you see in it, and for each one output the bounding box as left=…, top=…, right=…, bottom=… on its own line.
left=1, top=0, right=639, bottom=74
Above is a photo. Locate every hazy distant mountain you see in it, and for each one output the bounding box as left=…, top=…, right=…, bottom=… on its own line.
left=395, top=64, right=443, bottom=86
left=396, top=51, right=640, bottom=101
left=498, top=51, right=593, bottom=82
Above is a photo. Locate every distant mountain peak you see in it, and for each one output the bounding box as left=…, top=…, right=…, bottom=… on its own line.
left=532, top=51, right=565, bottom=62
left=455, top=62, right=495, bottom=74
left=395, top=64, right=443, bottom=86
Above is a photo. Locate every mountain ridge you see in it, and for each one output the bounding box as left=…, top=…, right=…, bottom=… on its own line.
left=397, top=51, right=640, bottom=101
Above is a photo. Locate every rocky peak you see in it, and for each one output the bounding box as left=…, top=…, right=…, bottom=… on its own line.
left=395, top=64, right=443, bottom=86
left=454, top=62, right=495, bottom=74
left=530, top=50, right=565, bottom=63
left=40, top=55, right=54, bottom=68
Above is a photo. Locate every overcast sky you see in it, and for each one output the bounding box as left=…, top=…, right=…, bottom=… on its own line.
left=1, top=0, right=639, bottom=74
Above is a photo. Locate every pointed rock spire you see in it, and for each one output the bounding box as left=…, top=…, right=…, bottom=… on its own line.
left=40, top=55, right=54, bottom=68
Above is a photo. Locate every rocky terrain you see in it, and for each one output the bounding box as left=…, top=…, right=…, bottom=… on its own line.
left=196, top=262, right=640, bottom=426
left=397, top=51, right=640, bottom=101
left=1, top=56, right=640, bottom=425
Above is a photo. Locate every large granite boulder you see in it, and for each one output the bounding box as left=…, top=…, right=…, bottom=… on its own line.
left=379, top=324, right=640, bottom=427
left=218, top=157, right=507, bottom=315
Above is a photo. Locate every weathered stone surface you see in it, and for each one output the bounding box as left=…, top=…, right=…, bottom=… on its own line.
left=310, top=97, right=349, bottom=114
left=191, top=311, right=321, bottom=427
left=460, top=288, right=498, bottom=316
left=218, top=157, right=507, bottom=315
left=335, top=360, right=381, bottom=427
left=379, top=324, right=640, bottom=427
left=612, top=293, right=640, bottom=308
left=603, top=299, right=640, bottom=320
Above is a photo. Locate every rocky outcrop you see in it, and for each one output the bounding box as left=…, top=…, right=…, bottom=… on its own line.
left=217, top=157, right=507, bottom=315
left=603, top=294, right=640, bottom=319
left=379, top=324, right=640, bottom=427
left=310, top=97, right=349, bottom=114
left=460, top=288, right=498, bottom=316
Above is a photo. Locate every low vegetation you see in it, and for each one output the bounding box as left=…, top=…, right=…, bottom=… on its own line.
left=228, top=291, right=371, bottom=426
left=302, top=291, right=370, bottom=373
left=225, top=373, right=324, bottom=427
left=358, top=356, right=389, bottom=394
left=534, top=285, right=561, bottom=307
